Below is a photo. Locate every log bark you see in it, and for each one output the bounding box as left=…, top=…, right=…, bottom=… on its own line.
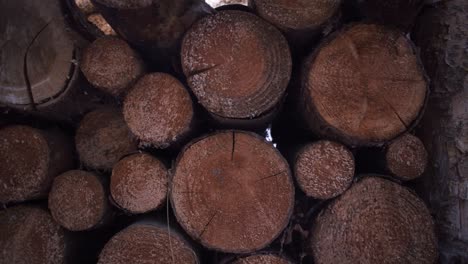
left=310, top=175, right=437, bottom=263
left=412, top=0, right=468, bottom=261
left=0, top=125, right=74, bottom=204
left=91, top=0, right=213, bottom=70
left=385, top=133, right=428, bottom=181
left=123, top=73, right=195, bottom=149
left=171, top=131, right=294, bottom=253
left=80, top=37, right=145, bottom=97
left=300, top=23, right=428, bottom=147
left=48, top=170, right=111, bottom=231
left=0, top=205, right=68, bottom=264
left=181, top=10, right=292, bottom=127
left=110, top=153, right=168, bottom=214
left=75, top=107, right=138, bottom=171
left=98, top=222, right=199, bottom=264
left=294, top=140, right=355, bottom=199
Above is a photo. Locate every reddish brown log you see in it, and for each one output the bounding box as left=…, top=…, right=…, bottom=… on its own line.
left=98, top=222, right=198, bottom=264
left=385, top=133, right=428, bottom=181
left=0, top=125, right=73, bottom=204
left=75, top=107, right=138, bottom=171
left=231, top=254, right=292, bottom=264
left=80, top=37, right=145, bottom=96
left=294, top=140, right=354, bottom=199
left=110, top=153, right=168, bottom=214
left=48, top=170, right=110, bottom=231
left=311, top=176, right=437, bottom=263
left=300, top=23, right=428, bottom=147
left=181, top=10, right=291, bottom=126
left=0, top=205, right=68, bottom=264
left=171, top=131, right=294, bottom=253
left=123, top=73, right=194, bottom=148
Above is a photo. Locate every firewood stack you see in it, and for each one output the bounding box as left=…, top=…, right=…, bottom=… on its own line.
left=1, top=0, right=467, bottom=263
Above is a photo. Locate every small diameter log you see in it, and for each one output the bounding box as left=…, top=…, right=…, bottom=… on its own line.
left=80, top=37, right=145, bottom=96
left=294, top=140, right=354, bottom=199
left=171, top=131, right=294, bottom=253
left=98, top=222, right=198, bottom=264
left=181, top=10, right=292, bottom=125
left=311, top=176, right=437, bottom=263
left=250, top=0, right=341, bottom=33
left=91, top=0, right=212, bottom=69
left=110, top=153, right=168, bottom=214
left=207, top=0, right=248, bottom=9
left=0, top=205, right=67, bottom=264
left=123, top=73, right=194, bottom=148
left=75, top=107, right=138, bottom=171
left=301, top=23, right=428, bottom=147
left=385, top=133, right=428, bottom=181
left=231, top=254, right=292, bottom=264
left=0, top=125, right=73, bottom=204
left=48, top=170, right=109, bottom=231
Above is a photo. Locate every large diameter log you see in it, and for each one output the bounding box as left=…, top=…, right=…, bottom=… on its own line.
left=231, top=254, right=292, bottom=264
left=385, top=133, right=428, bottom=181
left=48, top=170, right=110, bottom=231
left=311, top=176, right=437, bottom=264
left=91, top=0, right=212, bottom=69
left=181, top=10, right=292, bottom=125
left=80, top=37, right=145, bottom=97
left=0, top=205, right=68, bottom=264
left=123, top=73, right=195, bottom=148
left=98, top=222, right=198, bottom=264
left=412, top=0, right=468, bottom=261
left=171, top=131, right=294, bottom=253
left=294, top=140, right=354, bottom=199
left=110, top=153, right=168, bottom=214
left=300, top=23, right=428, bottom=147
left=0, top=125, right=73, bottom=204
left=75, top=107, right=138, bottom=171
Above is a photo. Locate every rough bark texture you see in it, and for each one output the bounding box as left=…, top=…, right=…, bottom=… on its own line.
left=0, top=205, right=67, bottom=264
left=123, top=73, right=195, bottom=148
left=75, top=107, right=138, bottom=171
left=171, top=131, right=294, bottom=253
left=181, top=10, right=292, bottom=124
left=91, top=0, right=213, bottom=70
left=98, top=222, right=198, bottom=264
left=300, top=23, right=428, bottom=147
left=48, top=170, right=109, bottom=231
left=0, top=125, right=74, bottom=204
left=311, top=176, right=437, bottom=264
left=412, top=0, right=468, bottom=262
left=294, top=140, right=355, bottom=199
left=110, top=153, right=168, bottom=214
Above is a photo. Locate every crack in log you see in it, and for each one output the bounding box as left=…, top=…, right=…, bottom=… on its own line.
left=255, top=170, right=287, bottom=182
left=382, top=97, right=409, bottom=129
left=198, top=211, right=218, bottom=239
left=231, top=131, right=236, bottom=161
left=187, top=64, right=220, bottom=78
left=23, top=20, right=53, bottom=110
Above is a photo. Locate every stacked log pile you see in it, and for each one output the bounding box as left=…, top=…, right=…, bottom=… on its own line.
left=1, top=0, right=466, bottom=263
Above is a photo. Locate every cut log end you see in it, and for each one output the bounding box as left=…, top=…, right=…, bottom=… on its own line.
left=123, top=73, right=194, bottom=148
left=386, top=134, right=428, bottom=181
left=0, top=125, right=73, bottom=204
left=232, top=254, right=292, bottom=264
left=311, top=176, right=437, bottom=263
left=302, top=23, right=428, bottom=146
left=76, top=108, right=138, bottom=171
left=80, top=37, right=144, bottom=96
left=0, top=206, right=67, bottom=264
left=111, top=153, right=168, bottom=214
left=294, top=140, right=354, bottom=199
left=48, top=170, right=108, bottom=231
left=98, top=223, right=198, bottom=264
left=251, top=0, right=341, bottom=31
left=171, top=131, right=294, bottom=253
left=181, top=10, right=291, bottom=120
